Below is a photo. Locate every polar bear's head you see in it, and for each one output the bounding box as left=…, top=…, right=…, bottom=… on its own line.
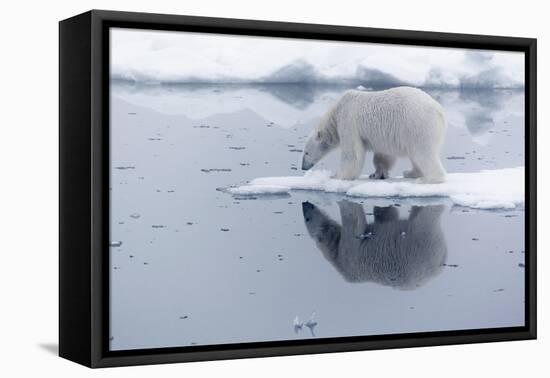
left=302, top=201, right=341, bottom=259
left=302, top=112, right=339, bottom=170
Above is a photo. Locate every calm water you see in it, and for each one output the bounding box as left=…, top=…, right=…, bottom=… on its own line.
left=109, top=82, right=525, bottom=351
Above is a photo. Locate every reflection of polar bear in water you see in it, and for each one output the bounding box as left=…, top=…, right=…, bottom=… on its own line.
left=302, top=201, right=447, bottom=289
left=301, top=87, right=447, bottom=183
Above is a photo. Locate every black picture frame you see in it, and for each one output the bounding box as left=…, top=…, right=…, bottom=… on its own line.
left=59, top=9, right=537, bottom=368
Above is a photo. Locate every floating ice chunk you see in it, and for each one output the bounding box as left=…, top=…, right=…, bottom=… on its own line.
left=201, top=168, right=232, bottom=173
left=293, top=316, right=304, bottom=334
left=294, top=312, right=318, bottom=336
left=114, top=166, right=136, bottom=170
left=230, top=167, right=524, bottom=210
left=109, top=241, right=123, bottom=247
left=129, top=213, right=140, bottom=219
left=347, top=167, right=524, bottom=209
left=304, top=312, right=318, bottom=337
left=227, top=185, right=290, bottom=196
left=250, top=169, right=357, bottom=192
left=449, top=194, right=520, bottom=210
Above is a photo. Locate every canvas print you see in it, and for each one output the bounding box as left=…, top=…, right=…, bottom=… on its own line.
left=108, top=27, right=525, bottom=351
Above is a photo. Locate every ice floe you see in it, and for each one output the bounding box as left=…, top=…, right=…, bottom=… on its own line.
left=228, top=167, right=524, bottom=209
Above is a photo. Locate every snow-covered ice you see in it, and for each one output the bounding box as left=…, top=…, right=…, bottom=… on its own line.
left=229, top=167, right=524, bottom=209
left=111, top=28, right=524, bottom=89
left=227, top=185, right=290, bottom=196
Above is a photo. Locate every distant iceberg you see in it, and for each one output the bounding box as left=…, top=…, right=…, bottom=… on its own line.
left=110, top=28, right=525, bottom=89
left=228, top=167, right=525, bottom=209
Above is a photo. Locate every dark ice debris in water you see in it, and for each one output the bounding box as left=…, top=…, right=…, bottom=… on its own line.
left=201, top=168, right=232, bottom=173
left=229, top=146, right=246, bottom=150
left=152, top=225, right=166, bottom=228
left=493, top=288, right=504, bottom=292
left=128, top=112, right=136, bottom=115
left=179, top=315, right=188, bottom=319
left=518, top=263, right=525, bottom=268
left=147, top=137, right=162, bottom=141
left=186, top=222, right=193, bottom=225
left=273, top=211, right=283, bottom=214
left=472, top=238, right=479, bottom=241
left=193, top=125, right=210, bottom=128
left=114, top=166, right=136, bottom=170
left=289, top=148, right=303, bottom=153
left=239, top=163, right=250, bottom=166
left=446, top=156, right=466, bottom=160
left=220, top=228, right=230, bottom=232
left=143, top=262, right=149, bottom=265
left=167, top=190, right=175, bottom=193
left=443, top=264, right=459, bottom=268
left=110, top=241, right=123, bottom=247
left=130, top=213, right=140, bottom=219
left=290, top=167, right=298, bottom=170
left=357, top=232, right=374, bottom=239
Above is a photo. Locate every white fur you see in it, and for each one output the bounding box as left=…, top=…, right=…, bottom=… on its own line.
left=302, top=87, right=447, bottom=183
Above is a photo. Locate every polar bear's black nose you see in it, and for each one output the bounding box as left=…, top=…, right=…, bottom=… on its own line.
left=302, top=159, right=313, bottom=171
left=302, top=202, right=315, bottom=218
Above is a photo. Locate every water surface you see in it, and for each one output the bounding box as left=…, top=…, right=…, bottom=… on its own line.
left=109, top=83, right=525, bottom=351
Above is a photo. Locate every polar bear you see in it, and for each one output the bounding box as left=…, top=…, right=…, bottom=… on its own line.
left=302, top=201, right=447, bottom=289
left=301, top=87, right=447, bottom=183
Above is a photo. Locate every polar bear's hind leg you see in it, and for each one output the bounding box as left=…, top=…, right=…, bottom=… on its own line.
left=369, top=153, right=396, bottom=179
left=403, top=161, right=422, bottom=179
left=412, top=152, right=446, bottom=184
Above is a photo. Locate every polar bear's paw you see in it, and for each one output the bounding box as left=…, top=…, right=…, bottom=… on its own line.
left=369, top=171, right=389, bottom=180
left=415, top=175, right=446, bottom=184
left=403, top=169, right=422, bottom=179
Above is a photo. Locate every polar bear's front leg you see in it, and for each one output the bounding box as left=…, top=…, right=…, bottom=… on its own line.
left=369, top=153, right=395, bottom=179
left=336, top=139, right=366, bottom=180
